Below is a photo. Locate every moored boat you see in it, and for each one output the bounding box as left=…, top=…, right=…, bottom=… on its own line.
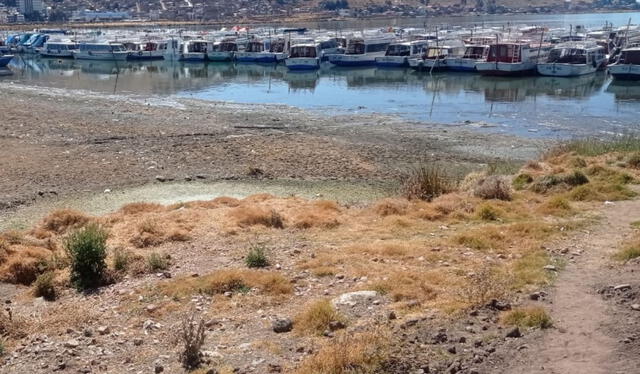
left=125, top=41, right=167, bottom=61
left=235, top=38, right=287, bottom=63
left=445, top=44, right=489, bottom=72
left=409, top=44, right=465, bottom=72
left=73, top=42, right=129, bottom=61
left=0, top=54, right=14, bottom=68
left=285, top=43, right=321, bottom=70
left=375, top=40, right=428, bottom=68
left=40, top=41, right=78, bottom=58
left=207, top=37, right=246, bottom=62
left=609, top=46, right=640, bottom=80
left=536, top=42, right=607, bottom=77
left=328, top=35, right=394, bottom=67
left=179, top=40, right=212, bottom=62
left=475, top=42, right=551, bottom=76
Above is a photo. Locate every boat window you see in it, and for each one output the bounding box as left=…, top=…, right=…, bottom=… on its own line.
left=246, top=42, right=264, bottom=53
left=463, top=46, right=486, bottom=59
left=270, top=41, right=286, bottom=53
left=385, top=44, right=410, bottom=56
left=219, top=42, right=238, bottom=52
left=424, top=47, right=446, bottom=59
left=319, top=40, right=338, bottom=49
left=346, top=41, right=365, bottom=54
left=365, top=42, right=390, bottom=53
left=487, top=44, right=521, bottom=63
left=621, top=50, right=640, bottom=64
left=289, top=46, right=317, bottom=58
left=547, top=48, right=587, bottom=64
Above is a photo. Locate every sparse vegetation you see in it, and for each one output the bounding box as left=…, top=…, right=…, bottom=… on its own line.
left=554, top=135, right=640, bottom=157
left=33, top=272, right=57, bottom=301
left=179, top=309, right=206, bottom=370
left=459, top=266, right=508, bottom=306
left=294, top=299, right=345, bottom=335
left=512, top=173, right=533, bottom=190
left=40, top=209, right=90, bottom=234
left=614, top=235, right=640, bottom=262
left=473, top=175, right=512, bottom=201
left=476, top=203, right=503, bottom=221
left=245, top=245, right=269, bottom=268
left=65, top=224, right=108, bottom=291
left=230, top=206, right=285, bottom=228
left=501, top=306, right=553, bottom=329
left=112, top=248, right=131, bottom=272
left=402, top=164, right=455, bottom=201
left=147, top=252, right=170, bottom=271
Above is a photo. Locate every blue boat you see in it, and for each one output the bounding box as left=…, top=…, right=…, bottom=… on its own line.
left=0, top=55, right=14, bottom=68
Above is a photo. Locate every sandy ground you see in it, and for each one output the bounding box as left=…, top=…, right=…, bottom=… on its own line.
left=0, top=82, right=542, bottom=216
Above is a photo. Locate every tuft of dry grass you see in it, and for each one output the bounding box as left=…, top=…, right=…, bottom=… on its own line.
left=614, top=234, right=640, bottom=262
left=294, top=299, right=345, bottom=335
left=458, top=266, right=509, bottom=307
left=501, top=306, right=552, bottom=329
left=229, top=206, right=285, bottom=229
left=158, top=269, right=292, bottom=298
left=293, top=329, right=389, bottom=374
left=119, top=202, right=165, bottom=215
left=538, top=196, right=573, bottom=216
left=475, top=203, right=504, bottom=221
left=130, top=219, right=165, bottom=248
left=40, top=209, right=91, bottom=234
left=372, top=198, right=409, bottom=216
left=473, top=175, right=512, bottom=201
left=0, top=246, right=50, bottom=285
left=291, top=201, right=341, bottom=229
left=401, top=164, right=455, bottom=201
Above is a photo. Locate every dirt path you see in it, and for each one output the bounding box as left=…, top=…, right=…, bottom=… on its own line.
left=502, top=198, right=640, bottom=374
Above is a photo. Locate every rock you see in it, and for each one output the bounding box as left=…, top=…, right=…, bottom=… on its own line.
left=328, top=320, right=346, bottom=331
left=133, top=338, right=143, bottom=346
left=388, top=311, right=397, bottom=320
left=83, top=328, right=93, bottom=337
left=154, top=363, right=164, bottom=373
left=332, top=290, right=378, bottom=307
left=543, top=265, right=557, bottom=271
left=529, top=292, right=541, bottom=300
left=224, top=291, right=233, bottom=298
left=97, top=326, right=110, bottom=335
left=63, top=339, right=79, bottom=348
left=488, top=299, right=511, bottom=311
left=506, top=327, right=522, bottom=338
left=614, top=284, right=631, bottom=291
left=155, top=175, right=166, bottom=182
left=631, top=304, right=640, bottom=311
left=272, top=318, right=293, bottom=333
left=146, top=304, right=158, bottom=313
left=447, top=345, right=457, bottom=354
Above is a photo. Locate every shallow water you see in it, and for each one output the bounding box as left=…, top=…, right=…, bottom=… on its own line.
left=3, top=56, right=640, bottom=138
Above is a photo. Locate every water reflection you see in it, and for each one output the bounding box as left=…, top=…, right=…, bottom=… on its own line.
left=3, top=56, right=639, bottom=137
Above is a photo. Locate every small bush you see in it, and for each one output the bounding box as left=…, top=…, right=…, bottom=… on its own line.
left=245, top=245, right=269, bottom=268
left=473, top=175, right=512, bottom=201
left=402, top=164, right=455, bottom=201
left=569, top=157, right=588, bottom=168
left=147, top=252, right=169, bottom=272
left=33, top=272, right=57, bottom=301
left=539, top=196, right=573, bottom=216
left=530, top=175, right=562, bottom=194
left=180, top=310, right=206, bottom=370
left=0, top=247, right=50, bottom=285
left=627, top=153, right=640, bottom=168
left=0, top=340, right=4, bottom=356
left=562, top=171, right=589, bottom=186
left=512, top=173, right=533, bottom=190
left=372, top=199, right=408, bottom=216
left=65, top=224, right=108, bottom=291
left=487, top=160, right=522, bottom=175
left=614, top=236, right=640, bottom=262
left=476, top=203, right=502, bottom=221
left=41, top=209, right=90, bottom=233
left=501, top=306, right=552, bottom=329
left=112, top=248, right=131, bottom=272
left=160, top=270, right=292, bottom=298
left=295, top=299, right=345, bottom=335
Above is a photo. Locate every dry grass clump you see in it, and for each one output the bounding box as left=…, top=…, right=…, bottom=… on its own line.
left=187, top=196, right=242, bottom=209
left=118, top=202, right=165, bottom=215
left=501, top=306, right=552, bottom=329
left=294, top=299, right=345, bottom=335
left=475, top=203, right=504, bottom=221
left=293, top=329, right=389, bottom=374
left=370, top=271, right=440, bottom=304
left=511, top=251, right=555, bottom=290
left=473, top=175, right=512, bottom=201
left=402, top=164, right=455, bottom=201
left=372, top=198, right=409, bottom=216
left=614, top=234, right=640, bottom=262
left=130, top=219, right=165, bottom=248
left=0, top=246, right=50, bottom=285
left=33, top=272, right=57, bottom=301
left=40, top=209, right=91, bottom=234
left=627, top=152, right=640, bottom=169
left=538, top=196, right=573, bottom=216
left=159, top=269, right=292, bottom=298
left=567, top=182, right=636, bottom=202
left=512, top=173, right=534, bottom=190
left=229, top=206, right=285, bottom=229
left=291, top=201, right=341, bottom=229
left=179, top=310, right=207, bottom=370
left=458, top=266, right=509, bottom=307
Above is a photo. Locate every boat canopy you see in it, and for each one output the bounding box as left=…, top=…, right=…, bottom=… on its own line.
left=289, top=45, right=317, bottom=58
left=246, top=41, right=265, bottom=53
left=487, top=43, right=525, bottom=63
left=385, top=43, right=411, bottom=57
left=463, top=45, right=488, bottom=59
left=619, top=49, right=640, bottom=64
left=547, top=47, right=588, bottom=64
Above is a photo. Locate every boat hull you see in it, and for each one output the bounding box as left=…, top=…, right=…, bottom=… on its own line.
left=235, top=52, right=286, bottom=63
left=328, top=54, right=378, bottom=67
left=127, top=51, right=164, bottom=61
left=536, top=63, right=598, bottom=77
left=285, top=57, right=320, bottom=70
left=375, top=56, right=409, bottom=68
left=207, top=51, right=235, bottom=62
left=476, top=61, right=537, bottom=76
left=445, top=58, right=480, bottom=72
left=0, top=55, right=13, bottom=68
left=609, top=64, right=640, bottom=81
left=73, top=51, right=129, bottom=61
left=408, top=58, right=447, bottom=72
left=179, top=52, right=206, bottom=62
left=40, top=50, right=75, bottom=58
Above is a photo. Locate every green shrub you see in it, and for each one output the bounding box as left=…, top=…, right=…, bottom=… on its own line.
left=402, top=164, right=455, bottom=201
left=245, top=245, right=269, bottom=268
left=476, top=204, right=501, bottom=221
left=530, top=175, right=562, bottom=193
left=512, top=173, right=533, bottom=190
left=33, top=272, right=57, bottom=301
left=0, top=340, right=4, bottom=356
left=614, top=246, right=640, bottom=262
left=562, top=171, right=589, bottom=186
left=501, top=306, right=552, bottom=329
left=148, top=252, right=169, bottom=271
left=65, top=224, right=108, bottom=291
left=556, top=136, right=640, bottom=157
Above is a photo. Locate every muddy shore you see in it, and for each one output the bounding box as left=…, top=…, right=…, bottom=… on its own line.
left=0, top=82, right=543, bottom=218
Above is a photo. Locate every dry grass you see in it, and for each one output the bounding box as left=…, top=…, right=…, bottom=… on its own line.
left=614, top=234, right=640, bottom=262
left=118, top=202, right=165, bottom=215
left=229, top=206, right=285, bottom=229
left=537, top=196, right=573, bottom=216
left=0, top=246, right=50, bottom=285
left=158, top=269, right=292, bottom=298
left=291, top=201, right=341, bottom=229
left=473, top=175, right=512, bottom=201
left=501, top=306, right=552, bottom=329
left=294, top=298, right=345, bottom=335
left=458, top=266, right=509, bottom=307
left=39, top=209, right=91, bottom=234
left=372, top=198, right=409, bottom=216
left=401, top=164, right=455, bottom=201
left=293, top=329, right=389, bottom=374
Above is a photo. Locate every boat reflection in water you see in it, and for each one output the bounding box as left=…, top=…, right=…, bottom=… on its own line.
left=5, top=56, right=640, bottom=138
left=0, top=67, right=13, bottom=76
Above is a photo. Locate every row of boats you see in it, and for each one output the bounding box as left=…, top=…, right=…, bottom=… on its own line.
left=1, top=24, right=640, bottom=80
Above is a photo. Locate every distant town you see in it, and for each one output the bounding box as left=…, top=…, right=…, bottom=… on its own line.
left=0, top=0, right=639, bottom=25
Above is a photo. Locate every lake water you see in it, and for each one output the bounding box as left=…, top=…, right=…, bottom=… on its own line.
left=4, top=56, right=640, bottom=138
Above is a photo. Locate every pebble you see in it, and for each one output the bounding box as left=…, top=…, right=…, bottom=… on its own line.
left=613, top=284, right=631, bottom=291
left=543, top=265, right=557, bottom=271
left=97, top=326, right=110, bottom=335
left=63, top=339, right=79, bottom=349
left=272, top=318, right=293, bottom=333
left=631, top=304, right=640, bottom=311
left=506, top=327, right=522, bottom=338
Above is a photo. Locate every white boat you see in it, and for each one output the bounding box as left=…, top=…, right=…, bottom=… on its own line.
left=445, top=44, right=490, bottom=72
left=207, top=37, right=246, bottom=62
left=409, top=45, right=465, bottom=72
left=609, top=46, right=640, bottom=81
left=179, top=40, right=212, bottom=62
left=73, top=43, right=129, bottom=61
left=125, top=41, right=167, bottom=61
left=537, top=42, right=607, bottom=77
left=235, top=38, right=287, bottom=63
left=317, top=38, right=343, bottom=61
left=475, top=42, right=551, bottom=76
left=375, top=40, right=429, bottom=68
left=328, top=35, right=394, bottom=67
left=39, top=41, right=78, bottom=58
left=285, top=43, right=321, bottom=70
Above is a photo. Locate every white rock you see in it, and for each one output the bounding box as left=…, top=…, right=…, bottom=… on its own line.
left=332, top=291, right=378, bottom=307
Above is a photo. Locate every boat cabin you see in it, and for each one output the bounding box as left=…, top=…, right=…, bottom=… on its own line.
left=462, top=45, right=489, bottom=59
left=487, top=43, right=528, bottom=63
left=289, top=44, right=318, bottom=58
left=79, top=43, right=127, bottom=52
left=618, top=48, right=640, bottom=65
left=345, top=38, right=391, bottom=55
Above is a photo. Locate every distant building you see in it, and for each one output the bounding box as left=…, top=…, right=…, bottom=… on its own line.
left=71, top=10, right=130, bottom=22
left=18, top=0, right=44, bottom=15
